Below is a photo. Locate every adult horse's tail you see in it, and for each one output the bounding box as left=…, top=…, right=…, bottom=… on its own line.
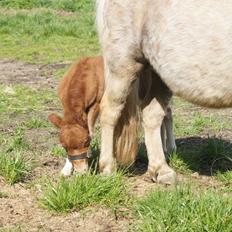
left=114, top=68, right=153, bottom=166
left=114, top=81, right=141, bottom=166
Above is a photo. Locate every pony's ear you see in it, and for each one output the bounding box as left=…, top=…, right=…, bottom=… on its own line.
left=48, top=113, right=64, bottom=128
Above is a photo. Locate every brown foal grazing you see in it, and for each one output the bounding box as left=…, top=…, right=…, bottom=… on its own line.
left=49, top=56, right=176, bottom=176
left=49, top=56, right=104, bottom=175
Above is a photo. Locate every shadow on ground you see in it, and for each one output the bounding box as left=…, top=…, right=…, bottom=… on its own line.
left=91, top=136, right=232, bottom=177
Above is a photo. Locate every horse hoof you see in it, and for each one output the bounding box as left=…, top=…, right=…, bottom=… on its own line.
left=99, top=160, right=115, bottom=175
left=156, top=169, right=176, bottom=185
left=149, top=165, right=176, bottom=185
left=101, top=166, right=114, bottom=175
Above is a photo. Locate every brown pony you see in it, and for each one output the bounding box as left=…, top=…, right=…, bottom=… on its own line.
left=49, top=56, right=104, bottom=175
left=49, top=56, right=176, bottom=176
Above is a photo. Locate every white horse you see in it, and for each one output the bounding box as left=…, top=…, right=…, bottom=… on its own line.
left=96, top=0, right=232, bottom=184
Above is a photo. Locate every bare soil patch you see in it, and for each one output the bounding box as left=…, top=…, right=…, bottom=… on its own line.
left=0, top=59, right=69, bottom=90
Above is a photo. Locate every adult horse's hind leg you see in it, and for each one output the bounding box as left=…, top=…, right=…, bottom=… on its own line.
left=99, top=59, right=142, bottom=174
left=161, top=122, right=167, bottom=154
left=164, top=107, right=177, bottom=154
left=142, top=98, right=176, bottom=184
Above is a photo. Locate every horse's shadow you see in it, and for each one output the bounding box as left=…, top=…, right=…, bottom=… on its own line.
left=90, top=136, right=232, bottom=177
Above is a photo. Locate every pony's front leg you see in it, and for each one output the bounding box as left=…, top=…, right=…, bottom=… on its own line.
left=142, top=98, right=176, bottom=184
left=99, top=62, right=139, bottom=174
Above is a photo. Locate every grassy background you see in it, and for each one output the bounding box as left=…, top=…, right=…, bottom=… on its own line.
left=0, top=0, right=98, bottom=63
left=0, top=0, right=232, bottom=231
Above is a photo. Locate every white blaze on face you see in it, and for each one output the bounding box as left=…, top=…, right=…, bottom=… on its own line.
left=60, top=158, right=73, bottom=176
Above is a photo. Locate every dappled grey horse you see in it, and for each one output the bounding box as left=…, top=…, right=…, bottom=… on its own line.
left=96, top=0, right=232, bottom=184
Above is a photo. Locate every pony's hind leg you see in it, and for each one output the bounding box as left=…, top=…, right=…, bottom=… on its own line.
left=142, top=98, right=176, bottom=184
left=164, top=107, right=177, bottom=154
left=161, top=122, right=167, bottom=154
left=99, top=59, right=141, bottom=174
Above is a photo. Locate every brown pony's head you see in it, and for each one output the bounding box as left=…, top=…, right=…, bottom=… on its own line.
left=48, top=113, right=91, bottom=174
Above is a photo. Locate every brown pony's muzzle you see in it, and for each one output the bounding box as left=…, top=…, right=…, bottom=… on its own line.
left=68, top=149, right=92, bottom=174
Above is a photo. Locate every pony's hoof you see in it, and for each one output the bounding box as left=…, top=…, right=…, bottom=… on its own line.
left=156, top=169, right=176, bottom=185
left=150, top=166, right=176, bottom=185
left=100, top=166, right=114, bottom=175
left=99, top=160, right=115, bottom=175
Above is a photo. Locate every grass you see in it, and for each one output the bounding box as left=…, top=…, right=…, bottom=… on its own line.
left=41, top=171, right=131, bottom=213
left=7, top=132, right=30, bottom=152
left=0, top=12, right=96, bottom=39
left=0, top=227, right=22, bottom=232
left=135, top=185, right=232, bottom=232
left=0, top=151, right=32, bottom=184
left=0, top=0, right=94, bottom=12
left=25, top=117, right=49, bottom=129
left=169, top=152, right=192, bottom=174
left=173, top=111, right=227, bottom=137
left=199, top=138, right=232, bottom=173
left=52, top=66, right=68, bottom=79
left=0, top=1, right=99, bottom=63
left=170, top=137, right=232, bottom=176
left=50, top=145, right=66, bottom=157
left=216, top=171, right=232, bottom=184
left=0, top=0, right=231, bottom=230
left=0, top=127, right=33, bottom=184
left=216, top=171, right=232, bottom=192
left=0, top=84, right=57, bottom=114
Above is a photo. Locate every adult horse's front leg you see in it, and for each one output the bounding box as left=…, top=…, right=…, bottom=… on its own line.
left=99, top=61, right=141, bottom=174
left=142, top=98, right=176, bottom=184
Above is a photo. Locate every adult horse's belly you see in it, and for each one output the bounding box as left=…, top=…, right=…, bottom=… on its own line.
left=145, top=0, right=232, bottom=108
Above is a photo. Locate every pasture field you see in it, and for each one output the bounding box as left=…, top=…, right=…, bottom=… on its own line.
left=0, top=1, right=232, bottom=231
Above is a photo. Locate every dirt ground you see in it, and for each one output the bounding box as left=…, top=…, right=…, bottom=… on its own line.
left=0, top=59, right=231, bottom=231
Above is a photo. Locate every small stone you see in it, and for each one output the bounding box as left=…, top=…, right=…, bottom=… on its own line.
left=191, top=172, right=200, bottom=178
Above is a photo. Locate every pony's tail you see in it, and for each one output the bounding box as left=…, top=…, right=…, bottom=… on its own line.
left=114, top=81, right=141, bottom=166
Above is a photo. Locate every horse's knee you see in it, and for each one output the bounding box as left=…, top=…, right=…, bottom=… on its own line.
left=142, top=98, right=165, bottom=129
left=100, top=93, right=124, bottom=126
left=101, top=60, right=142, bottom=126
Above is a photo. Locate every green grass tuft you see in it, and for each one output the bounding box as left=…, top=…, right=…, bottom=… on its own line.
left=7, top=135, right=29, bottom=152
left=25, top=117, right=49, bottom=129
left=0, top=0, right=94, bottom=12
left=216, top=171, right=232, bottom=184
left=0, top=84, right=57, bottom=114
left=169, top=152, right=192, bottom=174
left=0, top=12, right=96, bottom=39
left=51, top=145, right=66, bottom=157
left=135, top=185, right=232, bottom=232
left=41, top=172, right=130, bottom=213
left=0, top=6, right=99, bottom=63
left=0, top=151, right=32, bottom=184
left=199, top=138, right=232, bottom=173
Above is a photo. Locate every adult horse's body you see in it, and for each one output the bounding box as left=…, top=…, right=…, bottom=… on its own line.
left=97, top=0, right=232, bottom=184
